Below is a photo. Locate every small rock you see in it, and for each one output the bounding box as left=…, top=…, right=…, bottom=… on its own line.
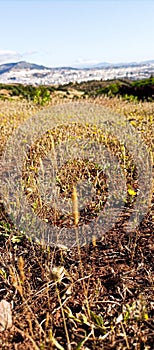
left=0, top=299, right=12, bottom=332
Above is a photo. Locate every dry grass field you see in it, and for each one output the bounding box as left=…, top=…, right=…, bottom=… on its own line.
left=0, top=92, right=154, bottom=349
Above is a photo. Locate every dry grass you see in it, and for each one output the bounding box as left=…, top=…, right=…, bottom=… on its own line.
left=0, top=94, right=154, bottom=349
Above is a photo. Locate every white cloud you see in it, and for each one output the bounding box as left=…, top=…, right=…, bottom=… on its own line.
left=0, top=50, right=22, bottom=64
left=22, top=50, right=38, bottom=57
left=0, top=50, right=41, bottom=65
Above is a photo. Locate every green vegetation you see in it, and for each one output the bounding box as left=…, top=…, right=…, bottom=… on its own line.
left=131, top=76, right=154, bottom=87
left=0, top=76, right=153, bottom=104
left=33, top=86, right=51, bottom=106
left=95, top=82, right=121, bottom=97
left=70, top=77, right=154, bottom=101
left=91, top=77, right=154, bottom=101
left=0, top=84, right=52, bottom=105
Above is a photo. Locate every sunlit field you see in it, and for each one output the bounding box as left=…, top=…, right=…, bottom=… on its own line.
left=0, top=92, right=153, bottom=349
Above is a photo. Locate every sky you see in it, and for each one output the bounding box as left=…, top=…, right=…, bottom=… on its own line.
left=0, top=0, right=154, bottom=68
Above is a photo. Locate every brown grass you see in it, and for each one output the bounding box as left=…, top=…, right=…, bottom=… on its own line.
left=0, top=93, right=153, bottom=349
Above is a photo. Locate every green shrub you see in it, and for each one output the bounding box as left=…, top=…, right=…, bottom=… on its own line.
left=33, top=87, right=51, bottom=105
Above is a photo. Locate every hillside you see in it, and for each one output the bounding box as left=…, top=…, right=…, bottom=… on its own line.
left=0, top=77, right=154, bottom=103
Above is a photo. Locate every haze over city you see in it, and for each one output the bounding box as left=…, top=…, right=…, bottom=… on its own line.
left=0, top=0, right=154, bottom=68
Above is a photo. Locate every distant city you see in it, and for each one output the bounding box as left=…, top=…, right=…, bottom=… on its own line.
left=0, top=60, right=154, bottom=85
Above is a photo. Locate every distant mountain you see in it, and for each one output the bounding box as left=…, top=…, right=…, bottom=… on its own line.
left=0, top=61, right=49, bottom=75
left=0, top=62, right=18, bottom=74
left=82, top=60, right=154, bottom=69
left=0, top=61, right=80, bottom=76
left=0, top=59, right=153, bottom=85
left=0, top=59, right=154, bottom=74
left=140, top=59, right=154, bottom=65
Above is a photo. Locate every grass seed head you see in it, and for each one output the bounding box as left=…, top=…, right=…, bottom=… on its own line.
left=72, top=186, right=79, bottom=226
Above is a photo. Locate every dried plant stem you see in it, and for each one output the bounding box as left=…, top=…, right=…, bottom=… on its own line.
left=72, top=187, right=91, bottom=318
left=72, top=186, right=79, bottom=226
left=75, top=225, right=92, bottom=320
left=56, top=285, right=71, bottom=350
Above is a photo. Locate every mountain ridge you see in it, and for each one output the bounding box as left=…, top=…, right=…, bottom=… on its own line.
left=0, top=59, right=154, bottom=74
left=0, top=61, right=80, bottom=75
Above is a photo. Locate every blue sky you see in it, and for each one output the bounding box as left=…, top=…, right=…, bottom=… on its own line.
left=0, top=0, right=154, bottom=67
